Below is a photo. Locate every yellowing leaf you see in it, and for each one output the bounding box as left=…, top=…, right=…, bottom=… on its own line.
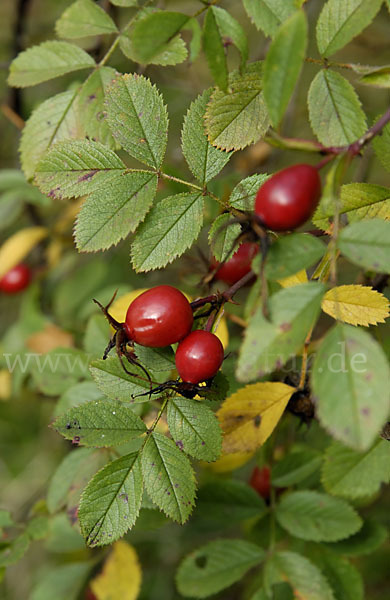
left=217, top=382, right=295, bottom=453
left=26, top=324, right=74, bottom=354
left=277, top=269, right=308, bottom=288
left=200, top=450, right=254, bottom=473
left=0, top=227, right=48, bottom=278
left=322, top=285, right=390, bottom=327
left=0, top=370, right=12, bottom=401
left=91, top=541, right=141, bottom=600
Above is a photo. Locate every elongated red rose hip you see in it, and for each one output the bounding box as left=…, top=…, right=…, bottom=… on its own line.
left=255, top=164, right=321, bottom=231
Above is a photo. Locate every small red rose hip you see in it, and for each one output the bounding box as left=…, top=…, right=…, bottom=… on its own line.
left=175, top=330, right=224, bottom=384
left=125, top=285, right=193, bottom=348
left=0, top=263, right=31, bottom=294
left=212, top=242, right=259, bottom=286
left=255, top=164, right=321, bottom=231
left=249, top=465, right=271, bottom=499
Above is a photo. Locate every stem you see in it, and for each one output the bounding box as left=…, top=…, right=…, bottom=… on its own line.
left=159, top=172, right=203, bottom=192
left=190, top=269, right=255, bottom=312
left=298, top=326, right=314, bottom=389
left=305, top=56, right=355, bottom=71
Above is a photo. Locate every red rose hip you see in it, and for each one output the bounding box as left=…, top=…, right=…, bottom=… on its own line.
left=0, top=263, right=31, bottom=294
left=255, top=164, right=321, bottom=231
left=249, top=465, right=271, bottom=499
left=124, top=285, right=193, bottom=347
left=212, top=242, right=259, bottom=285
left=175, top=330, right=224, bottom=384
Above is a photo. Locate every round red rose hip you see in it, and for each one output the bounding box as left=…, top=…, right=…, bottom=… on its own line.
left=175, top=330, right=224, bottom=384
left=0, top=263, right=31, bottom=294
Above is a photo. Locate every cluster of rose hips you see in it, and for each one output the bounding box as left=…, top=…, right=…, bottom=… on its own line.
left=211, top=164, right=321, bottom=284
left=105, top=285, right=225, bottom=386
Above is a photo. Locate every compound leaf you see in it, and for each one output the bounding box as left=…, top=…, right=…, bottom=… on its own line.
left=242, top=0, right=296, bottom=38
left=129, top=11, right=188, bottom=65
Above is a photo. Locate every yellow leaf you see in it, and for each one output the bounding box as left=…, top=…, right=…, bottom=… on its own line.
left=0, top=369, right=12, bottom=401
left=110, top=289, right=229, bottom=348
left=217, top=382, right=295, bottom=453
left=0, top=227, right=48, bottom=278
left=277, top=270, right=308, bottom=288
left=201, top=450, right=254, bottom=473
left=321, top=285, right=390, bottom=327
left=91, top=541, right=141, bottom=600
left=26, top=324, right=74, bottom=354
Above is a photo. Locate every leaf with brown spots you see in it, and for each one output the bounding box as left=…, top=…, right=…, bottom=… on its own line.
left=217, top=382, right=295, bottom=453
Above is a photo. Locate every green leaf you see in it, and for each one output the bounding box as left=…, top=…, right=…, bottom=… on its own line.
left=176, top=539, right=265, bottom=598
left=185, top=18, right=202, bottom=63
left=0, top=534, right=30, bottom=568
left=316, top=0, right=383, bottom=57
left=264, top=551, right=335, bottom=600
left=110, top=0, right=138, bottom=5
left=133, top=344, right=175, bottom=372
left=79, top=452, right=143, bottom=546
left=119, top=9, right=187, bottom=67
left=105, top=74, right=168, bottom=168
left=203, top=7, right=248, bottom=91
left=237, top=282, right=325, bottom=381
left=75, top=170, right=157, bottom=252
left=78, top=67, right=118, bottom=148
left=195, top=372, right=230, bottom=403
left=315, top=552, right=364, bottom=600
left=30, top=563, right=91, bottom=600
left=130, top=192, right=204, bottom=272
left=373, top=121, right=390, bottom=172
left=8, top=41, right=95, bottom=87
left=141, top=432, right=196, bottom=523
left=312, top=323, right=390, bottom=451
left=26, top=516, right=50, bottom=541
left=322, top=438, right=390, bottom=499
left=272, top=449, right=323, bottom=487
left=167, top=397, right=222, bottom=461
left=276, top=490, right=361, bottom=542
left=208, top=213, right=241, bottom=262
left=0, top=190, right=23, bottom=229
left=90, top=357, right=152, bottom=402
left=242, top=0, right=296, bottom=38
left=338, top=218, right=390, bottom=273
left=21, top=90, right=81, bottom=180
left=35, top=139, right=126, bottom=199
left=47, top=447, right=95, bottom=513
left=229, top=173, right=269, bottom=210
left=56, top=0, right=118, bottom=39
left=196, top=480, right=266, bottom=522
left=264, top=10, right=307, bottom=127
left=52, top=399, right=146, bottom=447
left=308, top=70, right=367, bottom=146
left=265, top=234, right=326, bottom=281
left=30, top=348, right=90, bottom=396
left=205, top=62, right=270, bottom=151
left=181, top=90, right=232, bottom=184
left=359, top=66, right=390, bottom=88
left=325, top=519, right=388, bottom=556
left=314, top=183, right=390, bottom=228
left=129, top=10, right=188, bottom=65
left=0, top=510, right=14, bottom=528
